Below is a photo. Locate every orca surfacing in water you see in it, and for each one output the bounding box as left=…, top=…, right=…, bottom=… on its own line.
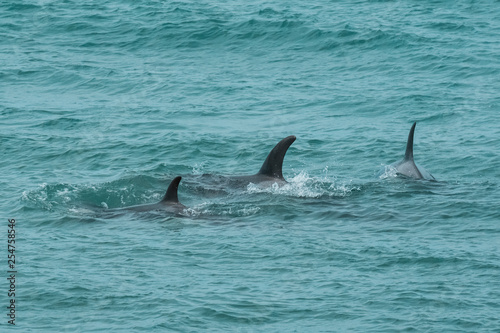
left=193, top=135, right=296, bottom=189
left=106, top=176, right=186, bottom=214
left=230, top=135, right=296, bottom=186
left=390, top=122, right=435, bottom=180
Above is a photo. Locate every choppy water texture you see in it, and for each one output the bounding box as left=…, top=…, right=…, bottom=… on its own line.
left=2, top=0, right=500, bottom=331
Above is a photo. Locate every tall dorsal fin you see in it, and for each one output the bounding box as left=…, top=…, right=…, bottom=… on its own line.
left=404, top=122, right=417, bottom=161
left=161, top=176, right=182, bottom=203
left=257, top=135, right=296, bottom=180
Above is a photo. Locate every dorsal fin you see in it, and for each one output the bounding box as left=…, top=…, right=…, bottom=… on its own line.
left=161, top=176, right=182, bottom=203
left=257, top=135, right=296, bottom=180
left=404, top=122, right=416, bottom=161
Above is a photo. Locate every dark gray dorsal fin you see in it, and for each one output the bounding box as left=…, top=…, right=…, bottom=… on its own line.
left=257, top=135, right=296, bottom=180
left=404, top=122, right=416, bottom=161
left=161, top=176, right=182, bottom=203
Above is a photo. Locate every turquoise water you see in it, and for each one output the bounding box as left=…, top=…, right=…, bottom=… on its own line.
left=2, top=0, right=500, bottom=331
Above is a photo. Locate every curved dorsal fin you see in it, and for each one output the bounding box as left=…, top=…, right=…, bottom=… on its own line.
left=161, top=176, right=182, bottom=203
left=257, top=135, right=296, bottom=180
left=404, top=122, right=416, bottom=161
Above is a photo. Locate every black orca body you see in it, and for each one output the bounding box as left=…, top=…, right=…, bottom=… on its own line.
left=232, top=135, right=296, bottom=184
left=106, top=176, right=186, bottom=214
left=190, top=135, right=296, bottom=191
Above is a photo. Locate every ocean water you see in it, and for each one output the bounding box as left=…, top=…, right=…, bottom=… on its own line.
left=1, top=0, right=500, bottom=331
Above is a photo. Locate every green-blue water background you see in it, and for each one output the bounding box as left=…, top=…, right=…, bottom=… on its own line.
left=1, top=1, right=500, bottom=331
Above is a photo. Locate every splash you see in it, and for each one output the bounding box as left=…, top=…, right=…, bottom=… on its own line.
left=68, top=207, right=96, bottom=215
left=191, top=162, right=207, bottom=175
left=185, top=202, right=261, bottom=218
left=21, top=183, right=64, bottom=210
left=20, top=181, right=141, bottom=212
left=378, top=164, right=398, bottom=180
left=329, top=181, right=361, bottom=197
left=246, top=170, right=358, bottom=198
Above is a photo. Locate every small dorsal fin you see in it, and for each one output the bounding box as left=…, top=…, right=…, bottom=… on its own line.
left=257, top=135, right=296, bottom=180
left=161, top=176, right=182, bottom=203
left=404, top=122, right=416, bottom=161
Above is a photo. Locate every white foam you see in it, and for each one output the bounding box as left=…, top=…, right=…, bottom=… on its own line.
left=245, top=170, right=357, bottom=198
left=186, top=202, right=261, bottom=217
left=56, top=187, right=73, bottom=203
left=68, top=207, right=95, bottom=215
left=378, top=164, right=398, bottom=179
left=191, top=162, right=206, bottom=175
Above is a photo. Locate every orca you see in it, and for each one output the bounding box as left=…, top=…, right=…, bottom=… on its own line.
left=391, top=122, right=435, bottom=180
left=106, top=176, right=186, bottom=214
left=232, top=135, right=296, bottom=184
left=192, top=135, right=296, bottom=189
